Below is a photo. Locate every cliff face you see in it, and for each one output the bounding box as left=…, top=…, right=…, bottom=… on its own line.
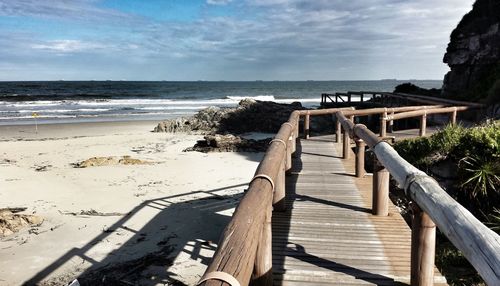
left=442, top=0, right=500, bottom=102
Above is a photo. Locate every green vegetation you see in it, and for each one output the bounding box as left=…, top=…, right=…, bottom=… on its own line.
left=393, top=122, right=499, bottom=285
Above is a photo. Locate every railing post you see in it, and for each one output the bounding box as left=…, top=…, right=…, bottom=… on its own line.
left=335, top=119, right=341, bottom=143
left=273, top=158, right=286, bottom=212
left=252, top=205, right=273, bottom=286
left=411, top=203, right=436, bottom=286
left=355, top=138, right=365, bottom=178
left=342, top=116, right=353, bottom=159
left=290, top=131, right=296, bottom=155
left=380, top=111, right=387, bottom=137
left=293, top=118, right=299, bottom=158
left=372, top=157, right=389, bottom=216
left=419, top=113, right=427, bottom=137
left=450, top=109, right=457, bottom=125
left=304, top=112, right=310, bottom=139
left=285, top=138, right=292, bottom=172
left=388, top=111, right=394, bottom=133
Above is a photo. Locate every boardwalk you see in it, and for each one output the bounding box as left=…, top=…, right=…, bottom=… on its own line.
left=272, top=135, right=447, bottom=285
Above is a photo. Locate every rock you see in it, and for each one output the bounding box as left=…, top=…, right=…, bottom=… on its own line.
left=442, top=0, right=500, bottom=102
left=184, top=134, right=271, bottom=153
left=0, top=209, right=44, bottom=237
left=154, top=99, right=304, bottom=135
left=74, top=156, right=151, bottom=168
left=393, top=83, right=441, bottom=97
left=153, top=106, right=228, bottom=134
left=429, top=159, right=459, bottom=180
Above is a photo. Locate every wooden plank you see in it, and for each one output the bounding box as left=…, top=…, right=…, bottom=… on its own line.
left=273, top=135, right=448, bottom=285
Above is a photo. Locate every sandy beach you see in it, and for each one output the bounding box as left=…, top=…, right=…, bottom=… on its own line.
left=0, top=120, right=263, bottom=285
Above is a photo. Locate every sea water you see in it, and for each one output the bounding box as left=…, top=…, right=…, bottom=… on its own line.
left=0, top=80, right=441, bottom=125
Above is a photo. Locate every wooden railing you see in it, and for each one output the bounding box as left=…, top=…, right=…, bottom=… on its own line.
left=321, top=91, right=486, bottom=108
left=334, top=107, right=500, bottom=286
left=199, top=104, right=499, bottom=286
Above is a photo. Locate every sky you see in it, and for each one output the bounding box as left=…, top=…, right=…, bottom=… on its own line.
left=0, top=0, right=475, bottom=81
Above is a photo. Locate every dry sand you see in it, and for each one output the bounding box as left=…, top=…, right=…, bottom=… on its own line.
left=0, top=121, right=264, bottom=285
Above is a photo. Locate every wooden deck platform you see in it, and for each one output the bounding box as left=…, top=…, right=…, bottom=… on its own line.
left=272, top=135, right=448, bottom=285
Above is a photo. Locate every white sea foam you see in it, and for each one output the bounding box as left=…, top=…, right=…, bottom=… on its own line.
left=0, top=96, right=321, bottom=124
left=226, top=95, right=276, bottom=101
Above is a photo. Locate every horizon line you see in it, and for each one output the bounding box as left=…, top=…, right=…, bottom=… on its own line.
left=0, top=79, right=443, bottom=82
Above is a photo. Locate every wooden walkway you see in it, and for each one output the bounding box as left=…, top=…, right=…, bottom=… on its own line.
left=272, top=135, right=448, bottom=285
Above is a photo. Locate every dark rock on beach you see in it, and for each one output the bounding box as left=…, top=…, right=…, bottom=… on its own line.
left=183, top=134, right=271, bottom=153
left=393, top=83, right=441, bottom=97
left=442, top=0, right=500, bottom=103
left=155, top=99, right=338, bottom=152
left=154, top=99, right=303, bottom=135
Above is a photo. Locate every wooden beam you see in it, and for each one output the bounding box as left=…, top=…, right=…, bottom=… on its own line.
left=372, top=157, right=389, bottom=216
left=411, top=203, right=436, bottom=286
left=304, top=113, right=310, bottom=139
left=355, top=139, right=366, bottom=178
left=252, top=205, right=273, bottom=286
left=371, top=141, right=500, bottom=285
left=419, top=114, right=427, bottom=137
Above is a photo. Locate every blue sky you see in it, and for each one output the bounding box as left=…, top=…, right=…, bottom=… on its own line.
left=0, top=0, right=474, bottom=81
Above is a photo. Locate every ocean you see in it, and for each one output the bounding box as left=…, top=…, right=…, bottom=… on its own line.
left=0, top=80, right=442, bottom=125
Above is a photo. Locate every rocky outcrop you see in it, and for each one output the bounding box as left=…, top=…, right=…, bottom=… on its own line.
left=153, top=106, right=226, bottom=134
left=442, top=0, right=500, bottom=102
left=154, top=99, right=304, bottom=135
left=184, top=134, right=271, bottom=153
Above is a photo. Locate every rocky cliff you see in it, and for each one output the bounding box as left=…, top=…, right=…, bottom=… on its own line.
left=442, top=0, right=500, bottom=103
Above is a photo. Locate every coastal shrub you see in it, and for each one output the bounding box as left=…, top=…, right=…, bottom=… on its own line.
left=452, top=121, right=499, bottom=159
left=393, top=136, right=433, bottom=168
left=429, top=124, right=465, bottom=155
left=486, top=208, right=500, bottom=233
left=395, top=122, right=499, bottom=166
left=459, top=155, right=500, bottom=198
left=394, top=122, right=500, bottom=214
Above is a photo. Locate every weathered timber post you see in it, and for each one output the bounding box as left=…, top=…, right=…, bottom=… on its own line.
left=348, top=93, right=352, bottom=103
left=304, top=112, right=310, bottom=139
left=372, top=157, right=389, bottom=216
left=380, top=110, right=387, bottom=137
left=285, top=139, right=292, bottom=172
left=290, top=130, right=296, bottom=155
left=342, top=129, right=350, bottom=159
left=411, top=203, right=436, bottom=286
left=293, top=119, right=299, bottom=158
left=450, top=109, right=457, bottom=125
left=419, top=113, right=427, bottom=137
left=342, top=116, right=353, bottom=159
left=252, top=205, right=273, bottom=286
left=355, top=139, right=366, bottom=178
left=335, top=120, right=342, bottom=143
left=360, top=93, right=364, bottom=102
left=388, top=111, right=394, bottom=133
left=273, top=158, right=286, bottom=212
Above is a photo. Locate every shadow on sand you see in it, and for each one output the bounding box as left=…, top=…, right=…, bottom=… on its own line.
left=24, top=184, right=248, bottom=285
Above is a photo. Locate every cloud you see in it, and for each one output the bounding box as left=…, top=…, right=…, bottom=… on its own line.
left=0, top=0, right=132, bottom=23
left=207, top=0, right=232, bottom=5
left=31, top=40, right=107, bottom=53
left=0, top=0, right=477, bottom=80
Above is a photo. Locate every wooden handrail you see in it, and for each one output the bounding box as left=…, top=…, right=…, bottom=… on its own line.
left=335, top=111, right=500, bottom=285
left=321, top=91, right=486, bottom=109
left=202, top=101, right=498, bottom=286
left=391, top=92, right=485, bottom=108
left=387, top=106, right=470, bottom=121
